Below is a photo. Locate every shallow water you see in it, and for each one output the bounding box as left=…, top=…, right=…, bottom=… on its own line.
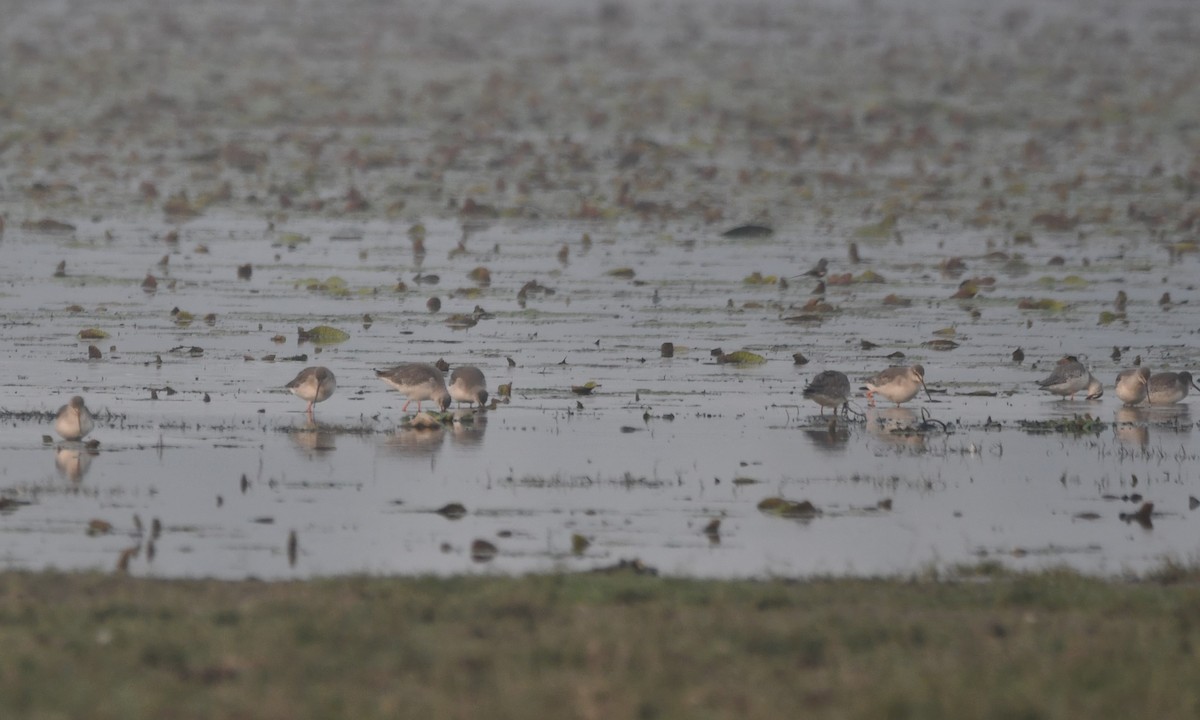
left=1, top=0, right=1199, bottom=578
left=1, top=214, right=1197, bottom=579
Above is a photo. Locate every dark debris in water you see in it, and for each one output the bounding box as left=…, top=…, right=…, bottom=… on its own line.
left=720, top=224, right=774, bottom=239
left=757, top=497, right=821, bottom=518
left=1017, top=415, right=1107, bottom=435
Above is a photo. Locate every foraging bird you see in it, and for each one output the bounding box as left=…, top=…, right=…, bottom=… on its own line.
left=448, top=366, right=489, bottom=409
left=1115, top=367, right=1151, bottom=406
left=863, top=365, right=930, bottom=407
left=1085, top=376, right=1104, bottom=400
left=54, top=396, right=95, bottom=440
left=285, top=366, right=336, bottom=419
left=1036, top=355, right=1092, bottom=400
left=803, top=370, right=850, bottom=416
left=1146, top=371, right=1200, bottom=405
left=376, top=363, right=451, bottom=413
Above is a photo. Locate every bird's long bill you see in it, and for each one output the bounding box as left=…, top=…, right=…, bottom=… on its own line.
left=921, top=378, right=932, bottom=401
left=1191, top=378, right=1200, bottom=393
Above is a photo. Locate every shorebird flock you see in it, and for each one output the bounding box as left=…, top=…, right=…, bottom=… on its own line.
left=49, top=354, right=1197, bottom=441
left=803, top=355, right=1199, bottom=416
left=51, top=362, right=490, bottom=441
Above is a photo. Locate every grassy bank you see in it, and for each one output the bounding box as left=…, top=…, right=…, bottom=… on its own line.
left=1, top=567, right=1199, bottom=719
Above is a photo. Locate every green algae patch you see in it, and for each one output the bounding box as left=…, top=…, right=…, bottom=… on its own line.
left=296, top=325, right=350, bottom=344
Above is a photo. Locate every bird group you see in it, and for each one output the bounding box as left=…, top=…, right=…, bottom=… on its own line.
left=51, top=362, right=490, bottom=441
left=47, top=354, right=1199, bottom=441
left=803, top=364, right=930, bottom=415
left=1034, top=355, right=1199, bottom=406
left=802, top=356, right=1200, bottom=416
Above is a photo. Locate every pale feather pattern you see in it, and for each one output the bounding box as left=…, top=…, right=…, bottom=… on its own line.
left=285, top=366, right=336, bottom=414
left=1036, top=356, right=1090, bottom=398
left=1146, top=371, right=1200, bottom=405
left=376, top=363, right=452, bottom=412
left=1115, top=367, right=1151, bottom=406
left=448, top=366, right=489, bottom=408
left=803, top=370, right=850, bottom=415
left=54, top=396, right=95, bottom=440
left=863, top=365, right=927, bottom=406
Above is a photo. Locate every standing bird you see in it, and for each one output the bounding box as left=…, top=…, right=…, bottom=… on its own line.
left=803, top=370, right=850, bottom=416
left=376, top=363, right=451, bottom=413
left=1146, top=371, right=1200, bottom=405
left=863, top=365, right=930, bottom=407
left=285, top=366, right=336, bottom=419
left=448, top=366, right=489, bottom=409
left=1115, top=367, right=1152, bottom=406
left=1036, top=355, right=1092, bottom=400
left=54, top=396, right=95, bottom=440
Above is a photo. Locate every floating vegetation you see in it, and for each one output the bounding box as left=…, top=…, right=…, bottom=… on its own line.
left=757, top=497, right=821, bottom=518
left=1017, top=298, right=1069, bottom=312
left=435, top=503, right=467, bottom=520
left=607, top=268, right=636, bottom=279
left=781, top=314, right=822, bottom=324
left=922, top=339, right=959, bottom=351
left=86, top=519, right=114, bottom=536
left=571, top=534, right=590, bottom=554
left=77, top=328, right=108, bottom=340
left=299, top=276, right=350, bottom=296
left=403, top=411, right=453, bottom=429
left=743, top=271, right=777, bottom=285
left=517, top=280, right=555, bottom=303
left=571, top=382, right=600, bottom=395
left=951, top=280, right=978, bottom=299
left=444, top=313, right=478, bottom=330
left=1037, top=275, right=1089, bottom=289
left=716, top=350, right=766, bottom=365
left=721, top=224, right=773, bottom=238
left=1018, top=414, right=1107, bottom=435
left=297, top=325, right=350, bottom=344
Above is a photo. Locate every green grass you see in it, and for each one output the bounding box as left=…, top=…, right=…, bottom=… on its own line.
left=1, top=568, right=1199, bottom=719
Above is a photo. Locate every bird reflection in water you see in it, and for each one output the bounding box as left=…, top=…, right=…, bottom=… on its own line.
left=449, top=413, right=487, bottom=450
left=1113, top=407, right=1149, bottom=448
left=802, top=415, right=850, bottom=453
left=290, top=422, right=337, bottom=455
left=54, top=444, right=96, bottom=482
left=383, top=425, right=447, bottom=460
left=867, top=407, right=926, bottom=451
left=1144, top=403, right=1191, bottom=436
